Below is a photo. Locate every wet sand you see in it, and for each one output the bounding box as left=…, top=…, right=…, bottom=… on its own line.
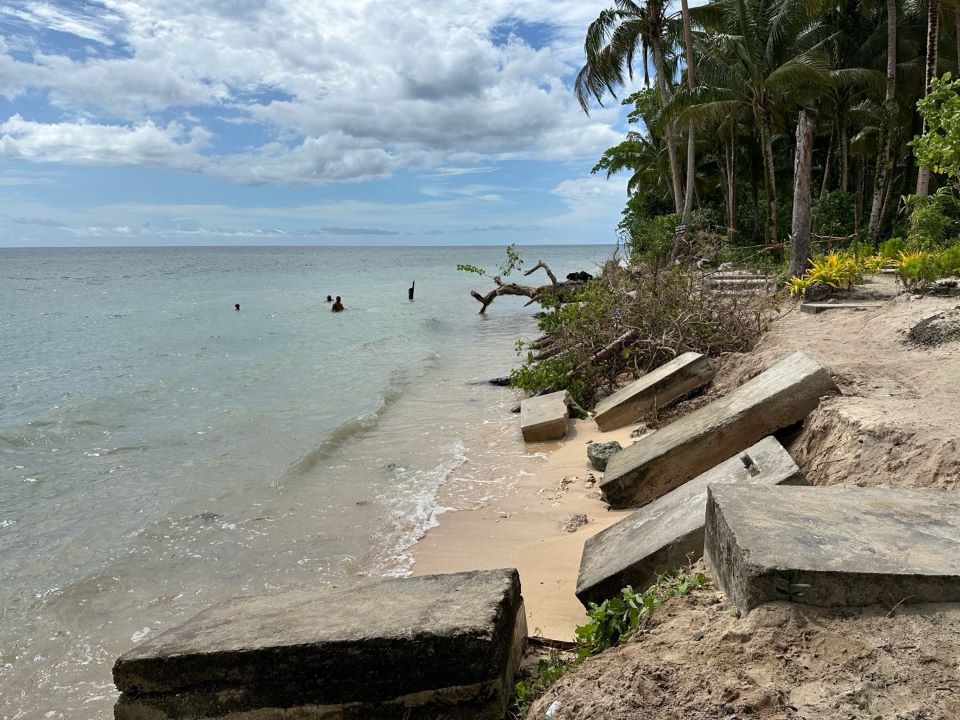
left=413, top=417, right=637, bottom=640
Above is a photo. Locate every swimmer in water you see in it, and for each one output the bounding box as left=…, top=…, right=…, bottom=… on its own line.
left=331, top=296, right=344, bottom=312
left=234, top=303, right=240, bottom=311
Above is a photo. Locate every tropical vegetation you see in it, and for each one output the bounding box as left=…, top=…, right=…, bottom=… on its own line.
left=577, top=0, right=960, bottom=273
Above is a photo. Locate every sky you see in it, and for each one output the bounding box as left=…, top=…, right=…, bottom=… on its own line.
left=0, top=0, right=639, bottom=247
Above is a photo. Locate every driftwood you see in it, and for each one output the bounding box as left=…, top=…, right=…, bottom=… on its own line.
left=469, top=261, right=584, bottom=314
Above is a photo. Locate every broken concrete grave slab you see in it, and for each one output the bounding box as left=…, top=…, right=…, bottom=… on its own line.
left=576, top=436, right=803, bottom=607
left=113, top=569, right=526, bottom=720
left=593, top=352, right=715, bottom=432
left=705, top=484, right=960, bottom=614
left=601, top=351, right=836, bottom=509
left=521, top=389, right=572, bottom=442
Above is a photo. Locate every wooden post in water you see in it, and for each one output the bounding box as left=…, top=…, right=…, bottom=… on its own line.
left=408, top=281, right=415, bottom=301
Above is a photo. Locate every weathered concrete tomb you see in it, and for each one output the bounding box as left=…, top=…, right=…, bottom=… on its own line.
left=601, top=351, right=836, bottom=508
left=592, top=352, right=715, bottom=431
left=577, top=437, right=803, bottom=606
left=705, top=484, right=960, bottom=614
left=113, top=569, right=526, bottom=720
left=521, top=389, right=571, bottom=442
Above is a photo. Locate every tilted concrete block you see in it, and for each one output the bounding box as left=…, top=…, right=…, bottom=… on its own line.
left=577, top=437, right=803, bottom=606
left=521, top=390, right=571, bottom=443
left=593, top=352, right=715, bottom=432
left=601, top=352, right=836, bottom=508
left=113, top=569, right=526, bottom=720
left=705, top=484, right=960, bottom=614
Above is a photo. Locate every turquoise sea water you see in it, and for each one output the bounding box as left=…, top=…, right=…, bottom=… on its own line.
left=0, top=244, right=612, bottom=718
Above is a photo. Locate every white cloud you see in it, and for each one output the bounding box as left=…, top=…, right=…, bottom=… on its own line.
left=0, top=0, right=633, bottom=184
left=0, top=115, right=208, bottom=169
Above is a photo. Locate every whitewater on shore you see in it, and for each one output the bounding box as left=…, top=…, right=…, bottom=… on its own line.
left=0, top=244, right=611, bottom=719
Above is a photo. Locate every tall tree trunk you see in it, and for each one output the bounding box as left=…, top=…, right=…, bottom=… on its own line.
left=880, top=138, right=900, bottom=227
left=916, top=0, right=941, bottom=196
left=651, top=37, right=684, bottom=215
left=790, top=110, right=815, bottom=278
left=680, top=0, right=697, bottom=225
left=759, top=107, right=779, bottom=246
left=840, top=121, right=849, bottom=192
left=820, top=126, right=834, bottom=199
left=869, top=0, right=898, bottom=239
left=956, top=9, right=960, bottom=73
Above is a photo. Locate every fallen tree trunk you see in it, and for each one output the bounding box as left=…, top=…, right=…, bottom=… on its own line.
left=469, top=261, right=584, bottom=314
left=566, top=329, right=641, bottom=379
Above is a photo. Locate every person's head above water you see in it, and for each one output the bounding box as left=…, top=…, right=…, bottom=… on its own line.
left=234, top=303, right=240, bottom=311
left=326, top=295, right=333, bottom=302
left=335, top=296, right=341, bottom=302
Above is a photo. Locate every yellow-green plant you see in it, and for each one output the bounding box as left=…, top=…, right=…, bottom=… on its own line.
left=896, top=250, right=942, bottom=290
left=786, top=275, right=815, bottom=296
left=862, top=254, right=894, bottom=273
left=810, top=252, right=862, bottom=289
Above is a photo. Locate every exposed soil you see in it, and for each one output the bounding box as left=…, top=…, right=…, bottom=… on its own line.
left=528, top=276, right=960, bottom=719
left=530, top=580, right=960, bottom=720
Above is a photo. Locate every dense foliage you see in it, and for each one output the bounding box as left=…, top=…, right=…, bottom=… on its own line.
left=578, top=0, right=960, bottom=270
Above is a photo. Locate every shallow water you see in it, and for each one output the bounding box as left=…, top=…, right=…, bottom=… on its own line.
left=0, top=244, right=611, bottom=719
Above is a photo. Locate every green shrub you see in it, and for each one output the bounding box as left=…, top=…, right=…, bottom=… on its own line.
left=908, top=199, right=949, bottom=248
left=623, top=213, right=679, bottom=265
left=575, top=570, right=707, bottom=658
left=812, top=190, right=856, bottom=237
left=879, top=237, right=907, bottom=258
left=941, top=244, right=960, bottom=275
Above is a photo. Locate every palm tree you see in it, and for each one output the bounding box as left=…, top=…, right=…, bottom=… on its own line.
left=917, top=0, right=941, bottom=195
left=576, top=0, right=685, bottom=215
left=679, top=0, right=697, bottom=224
left=681, top=0, right=835, bottom=244
left=869, top=0, right=899, bottom=238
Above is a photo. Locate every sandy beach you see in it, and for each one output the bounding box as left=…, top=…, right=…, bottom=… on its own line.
left=413, top=416, right=638, bottom=640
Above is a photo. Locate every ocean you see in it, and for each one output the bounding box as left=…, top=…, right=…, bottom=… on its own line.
left=0, top=244, right=612, bottom=719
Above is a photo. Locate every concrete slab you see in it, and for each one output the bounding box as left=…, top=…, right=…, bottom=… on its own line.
left=576, top=437, right=803, bottom=606
left=600, top=352, right=836, bottom=509
left=113, top=569, right=526, bottom=720
left=800, top=302, right=886, bottom=315
left=705, top=485, right=960, bottom=614
left=593, top=352, right=715, bottom=431
left=521, top=390, right=571, bottom=442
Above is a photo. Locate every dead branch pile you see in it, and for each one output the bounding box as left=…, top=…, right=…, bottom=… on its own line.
left=510, top=261, right=778, bottom=405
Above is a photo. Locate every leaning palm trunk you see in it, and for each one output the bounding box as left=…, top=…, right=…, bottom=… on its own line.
left=868, top=0, right=898, bottom=239
left=790, top=110, right=814, bottom=278
left=652, top=37, right=685, bottom=215
left=916, top=0, right=941, bottom=196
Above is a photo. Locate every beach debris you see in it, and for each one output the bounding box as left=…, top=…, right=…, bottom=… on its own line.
left=576, top=437, right=802, bottom=607
left=561, top=513, right=589, bottom=533
left=601, top=352, right=836, bottom=508
left=112, top=569, right=526, bottom=720
left=586, top=441, right=623, bottom=471
left=521, top=390, right=572, bottom=443
left=629, top=424, right=650, bottom=438
left=593, top=352, right=715, bottom=431
left=706, top=485, right=960, bottom=614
